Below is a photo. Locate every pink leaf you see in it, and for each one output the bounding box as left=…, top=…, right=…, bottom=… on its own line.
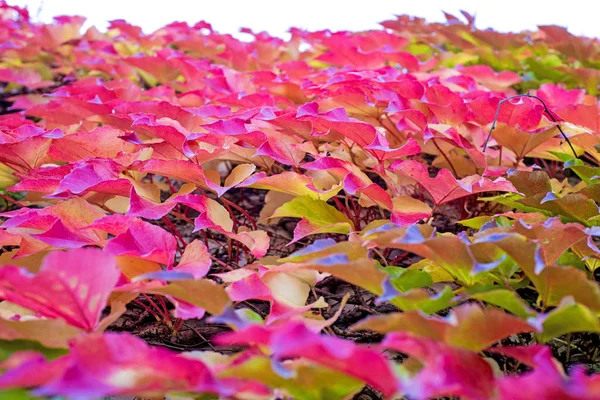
left=126, top=186, right=177, bottom=219
left=391, top=160, right=517, bottom=205
left=0, top=248, right=120, bottom=331
left=33, top=333, right=224, bottom=398
left=537, top=83, right=585, bottom=109
left=0, top=352, right=71, bottom=391
left=226, top=273, right=272, bottom=302
left=104, top=219, right=177, bottom=266
left=174, top=239, right=211, bottom=279
left=495, top=345, right=600, bottom=400
left=30, top=219, right=95, bottom=248
left=383, top=332, right=496, bottom=400
left=365, top=135, right=422, bottom=161
left=49, top=159, right=121, bottom=198
left=216, top=322, right=398, bottom=396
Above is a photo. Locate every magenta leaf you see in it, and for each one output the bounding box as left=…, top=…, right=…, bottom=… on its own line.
left=104, top=218, right=177, bottom=266
left=0, top=248, right=120, bottom=331
left=216, top=322, right=399, bottom=396
left=32, top=333, right=225, bottom=398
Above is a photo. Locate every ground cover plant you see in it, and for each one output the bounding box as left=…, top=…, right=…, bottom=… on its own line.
left=0, top=1, right=600, bottom=398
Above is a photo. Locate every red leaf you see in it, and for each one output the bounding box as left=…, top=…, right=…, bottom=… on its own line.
left=423, top=84, right=469, bottom=125
left=391, top=160, right=517, bottom=205
left=48, top=126, right=140, bottom=162
left=137, top=159, right=232, bottom=196
left=296, top=102, right=377, bottom=148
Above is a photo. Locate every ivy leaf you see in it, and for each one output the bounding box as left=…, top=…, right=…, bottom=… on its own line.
left=391, top=160, right=517, bottom=205
left=391, top=196, right=433, bottom=225
left=240, top=171, right=342, bottom=200
left=122, top=279, right=231, bottom=319
left=389, top=269, right=433, bottom=292
left=271, top=196, right=354, bottom=243
left=491, top=122, right=578, bottom=160
left=216, top=322, right=398, bottom=397
left=357, top=303, right=533, bottom=352
left=533, top=298, right=600, bottom=342
left=281, top=240, right=387, bottom=295
left=0, top=319, right=82, bottom=349
left=218, top=355, right=364, bottom=400
left=382, top=332, right=496, bottom=400
left=468, top=288, right=535, bottom=318
left=0, top=248, right=120, bottom=331
left=389, top=286, right=456, bottom=314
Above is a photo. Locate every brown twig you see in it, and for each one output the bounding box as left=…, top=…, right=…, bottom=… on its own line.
left=432, top=138, right=458, bottom=176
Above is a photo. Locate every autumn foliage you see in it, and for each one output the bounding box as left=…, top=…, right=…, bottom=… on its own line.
left=1, top=1, right=600, bottom=399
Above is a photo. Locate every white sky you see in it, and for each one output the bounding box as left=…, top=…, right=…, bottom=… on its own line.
left=9, top=0, right=600, bottom=39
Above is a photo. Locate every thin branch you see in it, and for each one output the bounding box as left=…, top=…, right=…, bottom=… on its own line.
left=482, top=93, right=578, bottom=159
left=432, top=138, right=458, bottom=177
left=221, top=197, right=258, bottom=230
left=184, top=322, right=216, bottom=351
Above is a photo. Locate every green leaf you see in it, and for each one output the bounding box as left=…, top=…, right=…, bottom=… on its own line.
left=490, top=235, right=600, bottom=310
left=145, top=279, right=231, bottom=315
left=282, top=241, right=387, bottom=295
left=355, top=303, right=533, bottom=352
left=408, top=259, right=455, bottom=283
left=535, top=265, right=600, bottom=311
left=0, top=389, right=36, bottom=400
left=136, top=68, right=159, bottom=87
left=219, top=355, right=364, bottom=400
left=379, top=264, right=405, bottom=278
left=536, top=299, right=600, bottom=343
left=563, top=161, right=600, bottom=185
left=390, top=270, right=433, bottom=292
left=390, top=285, right=455, bottom=314
left=272, top=196, right=353, bottom=229
left=0, top=339, right=68, bottom=362
left=480, top=194, right=551, bottom=215
left=236, top=308, right=264, bottom=325
left=525, top=56, right=566, bottom=82
left=556, top=251, right=588, bottom=272
left=548, top=151, right=579, bottom=163
left=271, top=196, right=354, bottom=242
left=519, top=193, right=599, bottom=225
left=458, top=215, right=493, bottom=229
left=468, top=289, right=535, bottom=318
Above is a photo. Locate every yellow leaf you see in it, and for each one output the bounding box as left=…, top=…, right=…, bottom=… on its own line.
left=0, top=318, right=82, bottom=348
left=115, top=256, right=162, bottom=280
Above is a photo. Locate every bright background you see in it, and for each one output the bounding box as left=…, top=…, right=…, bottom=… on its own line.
left=8, top=0, right=598, bottom=39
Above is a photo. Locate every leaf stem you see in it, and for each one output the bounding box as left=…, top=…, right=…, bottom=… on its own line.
left=432, top=138, right=458, bottom=177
